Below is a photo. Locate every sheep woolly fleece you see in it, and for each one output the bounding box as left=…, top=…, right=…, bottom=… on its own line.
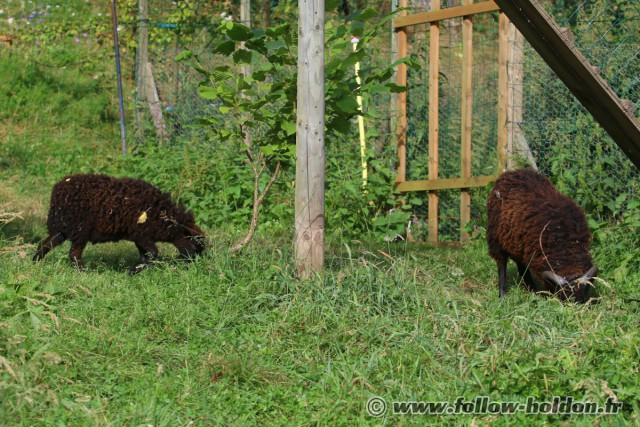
left=486, top=168, right=595, bottom=297
left=33, top=174, right=205, bottom=273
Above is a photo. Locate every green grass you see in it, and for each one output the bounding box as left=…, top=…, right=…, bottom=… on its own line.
left=0, top=232, right=639, bottom=425
left=1, top=174, right=639, bottom=426
left=1, top=5, right=639, bottom=425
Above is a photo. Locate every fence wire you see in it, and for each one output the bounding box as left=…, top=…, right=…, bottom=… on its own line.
left=401, top=0, right=639, bottom=240
left=517, top=0, right=640, bottom=221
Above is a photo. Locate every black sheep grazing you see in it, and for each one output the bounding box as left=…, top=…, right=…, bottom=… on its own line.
left=486, top=169, right=597, bottom=302
left=33, top=174, right=206, bottom=274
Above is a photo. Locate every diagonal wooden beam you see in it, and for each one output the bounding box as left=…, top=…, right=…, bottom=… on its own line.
left=492, top=0, right=640, bottom=169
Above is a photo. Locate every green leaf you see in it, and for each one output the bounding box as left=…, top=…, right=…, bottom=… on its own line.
left=223, top=22, right=254, bottom=41
left=265, top=40, right=287, bottom=51
left=233, top=49, right=253, bottom=65
left=198, top=86, right=218, bottom=100
left=174, top=50, right=193, bottom=62
left=328, top=116, right=351, bottom=133
left=335, top=96, right=360, bottom=114
left=349, top=8, right=378, bottom=22
left=210, top=67, right=234, bottom=82
left=260, top=145, right=276, bottom=156
left=266, top=23, right=290, bottom=38
left=245, top=37, right=267, bottom=55
left=282, top=121, right=296, bottom=136
left=213, top=40, right=236, bottom=55
left=385, top=83, right=407, bottom=93
left=325, top=0, right=340, bottom=12
left=219, top=106, right=231, bottom=114
left=349, top=21, right=366, bottom=37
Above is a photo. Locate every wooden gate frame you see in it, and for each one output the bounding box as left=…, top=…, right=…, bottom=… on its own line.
left=394, top=0, right=509, bottom=242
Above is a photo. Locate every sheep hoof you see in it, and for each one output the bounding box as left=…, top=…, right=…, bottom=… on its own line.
left=127, top=264, right=147, bottom=275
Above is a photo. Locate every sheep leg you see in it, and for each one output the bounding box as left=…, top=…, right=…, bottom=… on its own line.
left=69, top=241, right=87, bottom=271
left=128, top=241, right=159, bottom=275
left=516, top=262, right=536, bottom=292
left=33, top=233, right=66, bottom=262
left=498, top=260, right=508, bottom=298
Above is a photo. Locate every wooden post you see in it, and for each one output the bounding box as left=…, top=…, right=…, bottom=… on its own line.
left=428, top=0, right=440, bottom=243
left=240, top=0, right=250, bottom=27
left=295, top=0, right=325, bottom=278
left=110, top=0, right=127, bottom=155
left=135, top=0, right=149, bottom=140
left=507, top=22, right=537, bottom=170
left=144, top=62, right=167, bottom=141
left=395, top=0, right=408, bottom=183
left=390, top=0, right=398, bottom=169
left=460, top=0, right=473, bottom=241
left=497, top=12, right=509, bottom=172
left=240, top=0, right=252, bottom=148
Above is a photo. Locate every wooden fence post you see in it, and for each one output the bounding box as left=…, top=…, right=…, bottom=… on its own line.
left=460, top=0, right=473, bottom=241
left=135, top=0, right=149, bottom=141
left=295, top=0, right=326, bottom=278
left=497, top=11, right=509, bottom=172
left=396, top=0, right=408, bottom=183
left=507, top=23, right=537, bottom=169
left=427, top=0, right=440, bottom=243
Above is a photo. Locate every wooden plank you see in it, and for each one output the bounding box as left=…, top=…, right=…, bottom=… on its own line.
left=493, top=0, right=640, bottom=169
left=394, top=1, right=499, bottom=29
left=395, top=175, right=498, bottom=192
left=497, top=12, right=508, bottom=172
left=295, top=0, right=325, bottom=278
left=428, top=0, right=440, bottom=243
left=396, top=0, right=408, bottom=182
left=460, top=0, right=473, bottom=242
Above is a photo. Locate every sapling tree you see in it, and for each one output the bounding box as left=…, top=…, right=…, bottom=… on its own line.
left=178, top=8, right=410, bottom=251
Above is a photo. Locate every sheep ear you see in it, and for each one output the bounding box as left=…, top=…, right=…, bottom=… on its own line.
left=542, top=271, right=570, bottom=289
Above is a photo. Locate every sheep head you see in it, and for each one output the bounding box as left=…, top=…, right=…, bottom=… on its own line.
left=174, top=223, right=206, bottom=259
left=542, top=265, right=598, bottom=303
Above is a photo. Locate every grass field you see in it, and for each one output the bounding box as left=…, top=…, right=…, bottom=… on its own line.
left=1, top=5, right=639, bottom=426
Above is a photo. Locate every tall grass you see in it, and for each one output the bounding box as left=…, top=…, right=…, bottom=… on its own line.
left=1, top=235, right=638, bottom=425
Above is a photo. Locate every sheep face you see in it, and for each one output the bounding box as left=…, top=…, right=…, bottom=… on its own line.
left=542, top=265, right=598, bottom=303
left=173, top=226, right=206, bottom=258
left=168, top=211, right=206, bottom=258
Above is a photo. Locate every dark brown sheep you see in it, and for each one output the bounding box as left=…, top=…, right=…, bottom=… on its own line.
left=33, top=174, right=205, bottom=274
left=486, top=169, right=597, bottom=302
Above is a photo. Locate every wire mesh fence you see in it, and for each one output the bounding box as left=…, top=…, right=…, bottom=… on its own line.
left=402, top=8, right=501, bottom=240
left=515, top=0, right=640, bottom=221
left=1, top=0, right=638, bottom=240
left=399, top=0, right=639, bottom=240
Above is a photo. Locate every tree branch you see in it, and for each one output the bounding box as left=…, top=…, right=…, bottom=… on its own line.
left=230, top=159, right=282, bottom=253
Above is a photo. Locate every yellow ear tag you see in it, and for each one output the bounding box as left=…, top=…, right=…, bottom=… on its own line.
left=137, top=211, right=148, bottom=224
left=66, top=178, right=71, bottom=182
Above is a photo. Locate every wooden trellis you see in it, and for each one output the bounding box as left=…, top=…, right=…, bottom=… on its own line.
left=394, top=0, right=509, bottom=242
